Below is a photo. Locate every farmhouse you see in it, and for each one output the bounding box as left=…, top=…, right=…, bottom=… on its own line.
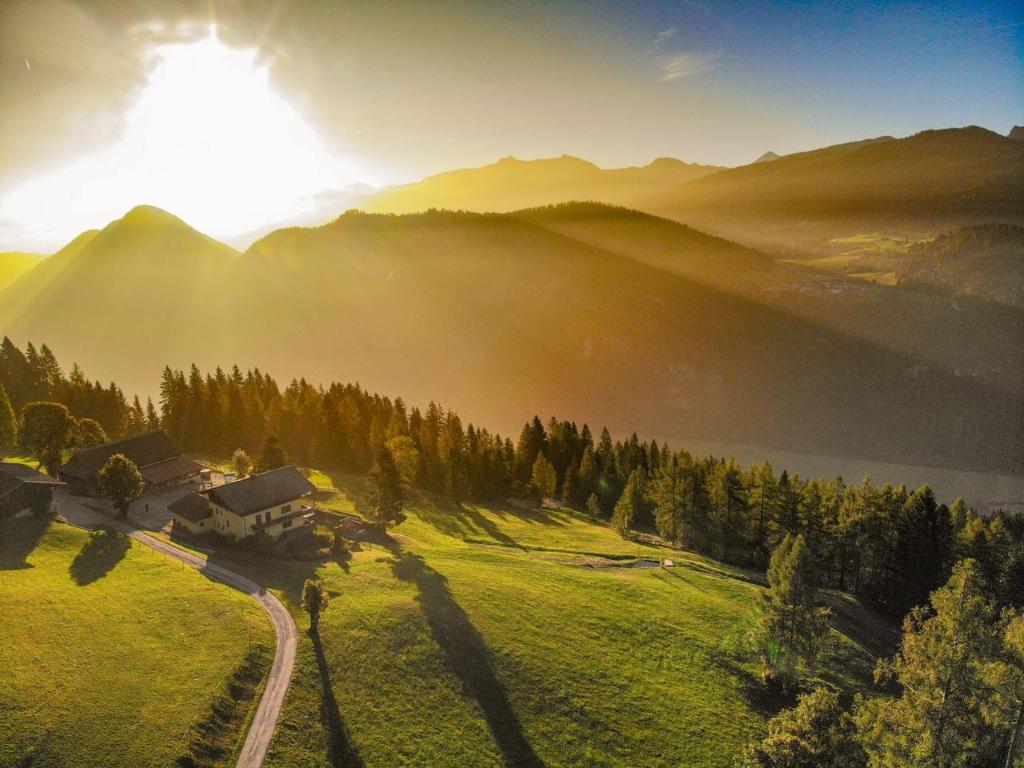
left=0, top=462, right=64, bottom=518
left=59, top=430, right=201, bottom=495
left=170, top=465, right=316, bottom=542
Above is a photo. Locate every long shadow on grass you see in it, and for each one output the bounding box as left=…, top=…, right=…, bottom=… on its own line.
left=310, top=628, right=365, bottom=768
left=0, top=514, right=49, bottom=570
left=391, top=552, right=546, bottom=768
left=69, top=527, right=130, bottom=585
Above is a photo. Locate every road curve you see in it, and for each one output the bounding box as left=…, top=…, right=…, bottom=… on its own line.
left=100, top=517, right=297, bottom=768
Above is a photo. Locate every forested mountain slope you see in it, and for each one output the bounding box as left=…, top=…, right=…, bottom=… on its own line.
left=2, top=203, right=1014, bottom=473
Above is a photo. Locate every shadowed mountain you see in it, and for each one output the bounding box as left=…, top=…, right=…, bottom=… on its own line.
left=366, top=155, right=723, bottom=215
left=0, top=251, right=45, bottom=291
left=1, top=203, right=1019, bottom=474
left=895, top=224, right=1024, bottom=308
left=516, top=204, right=1024, bottom=395
left=646, top=127, right=1024, bottom=256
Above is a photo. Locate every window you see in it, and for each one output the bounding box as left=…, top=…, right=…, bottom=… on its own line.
left=254, top=513, right=262, bottom=525
left=282, top=519, right=292, bottom=529
left=282, top=504, right=291, bottom=514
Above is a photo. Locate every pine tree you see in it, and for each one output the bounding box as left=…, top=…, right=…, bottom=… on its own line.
left=857, top=559, right=1005, bottom=768
left=531, top=453, right=557, bottom=499
left=738, top=688, right=864, bottom=767
left=256, top=435, right=288, bottom=473
left=585, top=493, right=602, bottom=518
left=0, top=382, right=16, bottom=449
left=368, top=444, right=406, bottom=533
left=757, top=534, right=831, bottom=690
left=612, top=468, right=646, bottom=536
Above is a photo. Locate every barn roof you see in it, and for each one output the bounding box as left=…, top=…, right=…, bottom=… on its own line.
left=60, top=431, right=199, bottom=482
left=0, top=462, right=64, bottom=500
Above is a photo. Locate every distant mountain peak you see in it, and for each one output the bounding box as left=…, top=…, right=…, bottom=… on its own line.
left=754, top=151, right=780, bottom=163
left=1009, top=126, right=1024, bottom=143
left=117, top=204, right=189, bottom=228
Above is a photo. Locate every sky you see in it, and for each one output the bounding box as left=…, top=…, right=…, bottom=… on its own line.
left=0, top=0, right=1021, bottom=251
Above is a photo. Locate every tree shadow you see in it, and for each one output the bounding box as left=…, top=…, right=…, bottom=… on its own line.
left=391, top=553, right=546, bottom=768
left=310, top=628, right=365, bottom=768
left=0, top=514, right=50, bottom=570
left=69, top=527, right=130, bottom=585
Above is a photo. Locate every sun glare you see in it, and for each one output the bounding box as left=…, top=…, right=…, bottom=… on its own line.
left=2, top=30, right=365, bottom=246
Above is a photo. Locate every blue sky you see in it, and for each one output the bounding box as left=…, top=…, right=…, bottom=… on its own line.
left=0, top=0, right=1020, bottom=249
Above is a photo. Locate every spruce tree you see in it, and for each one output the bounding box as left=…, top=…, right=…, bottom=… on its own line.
left=256, top=435, right=288, bottom=473
left=612, top=468, right=645, bottom=536
left=368, top=444, right=406, bottom=533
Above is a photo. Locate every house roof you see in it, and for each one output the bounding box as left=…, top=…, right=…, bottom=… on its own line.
left=168, top=492, right=212, bottom=523
left=60, top=431, right=196, bottom=481
left=202, top=466, right=315, bottom=517
left=0, top=462, right=64, bottom=500
left=140, top=455, right=203, bottom=485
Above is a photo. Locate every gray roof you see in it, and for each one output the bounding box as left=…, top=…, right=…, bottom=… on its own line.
left=60, top=430, right=196, bottom=481
left=0, top=462, right=64, bottom=500
left=202, top=466, right=315, bottom=517
left=168, top=492, right=212, bottom=522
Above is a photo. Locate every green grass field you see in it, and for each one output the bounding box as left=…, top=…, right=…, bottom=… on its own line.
left=0, top=517, right=272, bottom=768
left=209, top=471, right=892, bottom=768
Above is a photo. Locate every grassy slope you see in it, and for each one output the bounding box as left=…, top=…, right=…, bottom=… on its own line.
left=212, top=472, right=891, bottom=768
left=0, top=518, right=271, bottom=768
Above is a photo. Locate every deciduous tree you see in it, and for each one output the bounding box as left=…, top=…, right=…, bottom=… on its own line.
left=97, top=453, right=145, bottom=519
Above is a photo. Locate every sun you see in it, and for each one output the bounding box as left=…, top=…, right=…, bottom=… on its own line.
left=2, top=29, right=366, bottom=245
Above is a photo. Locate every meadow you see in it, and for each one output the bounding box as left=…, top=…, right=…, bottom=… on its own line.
left=212, top=471, right=893, bottom=768
left=0, top=516, right=272, bottom=768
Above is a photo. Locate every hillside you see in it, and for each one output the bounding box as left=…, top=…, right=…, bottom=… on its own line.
left=516, top=204, right=1024, bottom=396
left=213, top=472, right=894, bottom=768
left=0, top=516, right=271, bottom=767
left=366, top=155, right=723, bottom=214
left=1, top=204, right=1019, bottom=474
left=0, top=252, right=45, bottom=291
left=896, top=224, right=1024, bottom=308
left=647, top=127, right=1024, bottom=256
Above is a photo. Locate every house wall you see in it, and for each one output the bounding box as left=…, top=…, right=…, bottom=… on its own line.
left=0, top=485, right=56, bottom=518
left=209, top=498, right=307, bottom=540
left=172, top=514, right=210, bottom=535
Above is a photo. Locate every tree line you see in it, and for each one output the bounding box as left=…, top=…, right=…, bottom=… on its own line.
left=2, top=338, right=1021, bottom=618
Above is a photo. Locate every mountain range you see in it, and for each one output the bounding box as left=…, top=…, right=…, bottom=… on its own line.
left=362, top=126, right=1024, bottom=259
left=0, top=198, right=1019, bottom=476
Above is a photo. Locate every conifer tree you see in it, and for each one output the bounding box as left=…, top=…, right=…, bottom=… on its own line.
left=0, top=382, right=16, bottom=449
left=857, top=559, right=1004, bottom=768
left=256, top=435, right=288, bottom=473
left=757, top=534, right=830, bottom=690
left=368, top=444, right=406, bottom=533
left=531, top=453, right=557, bottom=499
left=612, top=468, right=646, bottom=535
left=585, top=493, right=602, bottom=518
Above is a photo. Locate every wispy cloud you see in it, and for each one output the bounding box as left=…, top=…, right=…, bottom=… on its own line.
left=651, top=27, right=677, bottom=52
left=660, top=51, right=720, bottom=81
